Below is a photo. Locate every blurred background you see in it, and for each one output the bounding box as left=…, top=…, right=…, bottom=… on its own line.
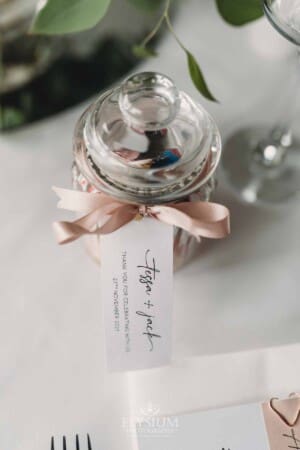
left=0, top=0, right=165, bottom=131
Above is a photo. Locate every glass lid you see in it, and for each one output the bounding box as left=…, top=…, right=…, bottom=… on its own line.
left=83, top=72, right=220, bottom=194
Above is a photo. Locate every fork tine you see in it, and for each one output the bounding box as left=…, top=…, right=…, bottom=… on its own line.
left=76, top=434, right=80, bottom=450
left=51, top=434, right=91, bottom=449
left=87, top=434, right=92, bottom=450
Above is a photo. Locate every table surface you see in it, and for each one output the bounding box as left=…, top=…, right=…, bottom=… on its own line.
left=1, top=1, right=299, bottom=449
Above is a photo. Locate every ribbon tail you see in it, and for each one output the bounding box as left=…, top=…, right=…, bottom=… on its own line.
left=53, top=220, right=90, bottom=245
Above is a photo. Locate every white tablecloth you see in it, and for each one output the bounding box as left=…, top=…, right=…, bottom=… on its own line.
left=0, top=1, right=299, bottom=449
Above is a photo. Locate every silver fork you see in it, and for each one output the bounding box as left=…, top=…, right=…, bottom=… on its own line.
left=51, top=435, right=92, bottom=450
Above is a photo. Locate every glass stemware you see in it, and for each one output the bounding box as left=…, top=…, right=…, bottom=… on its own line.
left=222, top=0, right=300, bottom=204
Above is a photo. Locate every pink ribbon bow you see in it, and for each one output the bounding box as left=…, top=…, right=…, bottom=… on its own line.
left=52, top=187, right=230, bottom=245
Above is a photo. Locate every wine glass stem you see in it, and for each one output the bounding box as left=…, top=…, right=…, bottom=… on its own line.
left=254, top=49, right=300, bottom=169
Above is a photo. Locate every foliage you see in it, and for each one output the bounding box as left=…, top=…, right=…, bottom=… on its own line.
left=31, top=0, right=264, bottom=101
left=187, top=51, right=217, bottom=102
left=216, top=0, right=263, bottom=26
left=32, top=0, right=111, bottom=34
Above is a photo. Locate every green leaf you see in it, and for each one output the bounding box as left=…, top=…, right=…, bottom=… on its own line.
left=186, top=51, right=217, bottom=102
left=31, top=0, right=111, bottom=35
left=132, top=45, right=158, bottom=58
left=127, top=0, right=163, bottom=12
left=216, top=0, right=263, bottom=26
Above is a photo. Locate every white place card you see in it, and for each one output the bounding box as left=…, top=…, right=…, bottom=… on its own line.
left=137, top=403, right=271, bottom=450
left=100, top=218, right=173, bottom=371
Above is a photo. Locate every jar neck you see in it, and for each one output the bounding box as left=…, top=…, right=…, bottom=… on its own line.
left=74, top=138, right=220, bottom=204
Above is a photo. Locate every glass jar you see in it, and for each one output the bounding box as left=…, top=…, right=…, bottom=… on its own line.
left=72, top=72, right=222, bottom=269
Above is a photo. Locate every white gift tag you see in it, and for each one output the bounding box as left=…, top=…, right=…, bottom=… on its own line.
left=100, top=218, right=174, bottom=371
left=137, top=403, right=270, bottom=450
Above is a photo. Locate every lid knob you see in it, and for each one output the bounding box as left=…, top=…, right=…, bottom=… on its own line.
left=119, top=72, right=180, bottom=131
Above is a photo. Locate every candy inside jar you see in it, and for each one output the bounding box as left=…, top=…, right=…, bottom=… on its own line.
left=72, top=71, right=222, bottom=269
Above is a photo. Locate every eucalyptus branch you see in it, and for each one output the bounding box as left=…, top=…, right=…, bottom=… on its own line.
left=164, top=11, right=186, bottom=52
left=141, top=0, right=170, bottom=47
left=134, top=0, right=217, bottom=101
left=165, top=12, right=217, bottom=102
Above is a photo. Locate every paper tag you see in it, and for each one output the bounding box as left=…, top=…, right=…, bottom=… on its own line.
left=137, top=403, right=270, bottom=450
left=100, top=218, right=173, bottom=371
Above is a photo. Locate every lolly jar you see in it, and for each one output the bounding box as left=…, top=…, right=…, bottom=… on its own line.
left=54, top=72, right=230, bottom=269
